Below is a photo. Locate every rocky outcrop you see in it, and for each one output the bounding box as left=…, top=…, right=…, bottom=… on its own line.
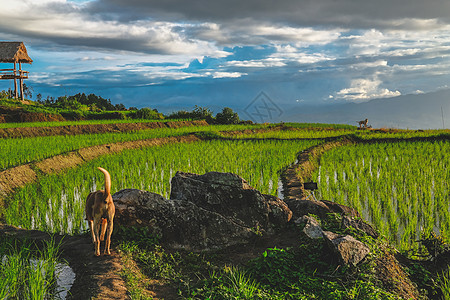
left=114, top=171, right=376, bottom=261
left=170, top=171, right=292, bottom=229
left=286, top=199, right=359, bottom=219
left=114, top=172, right=293, bottom=251
left=114, top=189, right=254, bottom=251
left=341, top=215, right=378, bottom=238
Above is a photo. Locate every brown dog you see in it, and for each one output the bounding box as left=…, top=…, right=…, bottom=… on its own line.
left=85, top=167, right=115, bottom=256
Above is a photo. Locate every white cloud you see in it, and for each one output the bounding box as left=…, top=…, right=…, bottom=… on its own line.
left=227, top=59, right=286, bottom=68
left=0, top=1, right=229, bottom=57
left=350, top=60, right=388, bottom=69
left=335, top=78, right=401, bottom=101
left=250, top=25, right=341, bottom=46
left=270, top=45, right=336, bottom=65
left=211, top=72, right=246, bottom=78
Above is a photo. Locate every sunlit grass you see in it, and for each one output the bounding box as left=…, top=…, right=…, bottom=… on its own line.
left=0, top=124, right=270, bottom=170
left=4, top=139, right=320, bottom=234
left=313, top=141, right=450, bottom=251
left=0, top=237, right=63, bottom=299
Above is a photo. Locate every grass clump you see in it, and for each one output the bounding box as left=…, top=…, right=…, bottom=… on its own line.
left=0, top=237, right=63, bottom=299
left=115, top=224, right=403, bottom=299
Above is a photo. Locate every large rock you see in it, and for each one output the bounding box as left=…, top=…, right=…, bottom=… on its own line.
left=323, top=231, right=370, bottom=265
left=264, top=194, right=293, bottom=226
left=286, top=199, right=359, bottom=219
left=285, top=199, right=333, bottom=219
left=113, top=189, right=254, bottom=251
left=170, top=171, right=292, bottom=229
left=113, top=171, right=292, bottom=251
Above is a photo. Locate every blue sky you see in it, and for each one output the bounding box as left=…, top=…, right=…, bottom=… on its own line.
left=1, top=0, right=450, bottom=121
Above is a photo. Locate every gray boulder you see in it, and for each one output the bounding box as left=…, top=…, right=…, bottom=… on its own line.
left=286, top=199, right=378, bottom=238
left=296, top=215, right=324, bottom=239
left=113, top=189, right=254, bottom=251
left=170, top=171, right=292, bottom=229
left=323, top=231, right=370, bottom=265
left=113, top=172, right=292, bottom=251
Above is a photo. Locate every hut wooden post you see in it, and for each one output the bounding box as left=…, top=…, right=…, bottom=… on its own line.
left=19, top=62, right=23, bottom=100
left=13, top=61, right=18, bottom=99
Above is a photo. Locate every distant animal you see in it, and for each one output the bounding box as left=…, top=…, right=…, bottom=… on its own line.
left=85, top=167, right=115, bottom=256
left=357, top=119, right=369, bottom=129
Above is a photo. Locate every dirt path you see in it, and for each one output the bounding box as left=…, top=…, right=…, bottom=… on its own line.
left=0, top=120, right=208, bottom=139
left=0, top=224, right=129, bottom=299
left=281, top=137, right=354, bottom=200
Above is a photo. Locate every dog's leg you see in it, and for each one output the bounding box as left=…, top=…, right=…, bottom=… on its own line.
left=104, top=217, right=114, bottom=255
left=88, top=219, right=96, bottom=243
left=100, top=218, right=107, bottom=241
left=93, top=217, right=101, bottom=256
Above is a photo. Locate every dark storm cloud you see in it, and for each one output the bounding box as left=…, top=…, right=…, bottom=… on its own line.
left=89, top=0, right=450, bottom=29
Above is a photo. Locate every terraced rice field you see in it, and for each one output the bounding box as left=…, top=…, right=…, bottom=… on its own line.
left=313, top=141, right=450, bottom=250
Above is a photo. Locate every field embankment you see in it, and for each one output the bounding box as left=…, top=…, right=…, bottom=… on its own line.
left=282, top=137, right=354, bottom=200
left=0, top=120, right=208, bottom=139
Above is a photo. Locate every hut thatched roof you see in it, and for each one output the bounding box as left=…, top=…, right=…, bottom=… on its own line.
left=0, top=42, right=33, bottom=64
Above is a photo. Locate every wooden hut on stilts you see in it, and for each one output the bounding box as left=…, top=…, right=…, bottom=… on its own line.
left=0, top=42, right=33, bottom=101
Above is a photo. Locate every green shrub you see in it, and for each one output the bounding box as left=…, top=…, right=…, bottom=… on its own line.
left=215, top=107, right=240, bottom=124
left=60, top=110, right=85, bottom=120
left=131, top=108, right=163, bottom=120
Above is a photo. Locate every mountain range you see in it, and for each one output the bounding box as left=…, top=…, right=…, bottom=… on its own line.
left=284, top=89, right=450, bottom=129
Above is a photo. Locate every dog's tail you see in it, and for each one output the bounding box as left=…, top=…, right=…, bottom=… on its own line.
left=97, top=167, right=111, bottom=196
left=100, top=218, right=107, bottom=241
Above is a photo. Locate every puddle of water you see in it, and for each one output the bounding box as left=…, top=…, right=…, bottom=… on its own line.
left=277, top=177, right=284, bottom=200
left=30, top=258, right=76, bottom=299
left=55, top=262, right=76, bottom=299
left=1, top=256, right=75, bottom=299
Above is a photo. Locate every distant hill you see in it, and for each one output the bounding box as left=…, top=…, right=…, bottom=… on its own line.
left=284, top=89, right=450, bottom=129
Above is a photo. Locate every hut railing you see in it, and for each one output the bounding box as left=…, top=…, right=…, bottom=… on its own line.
left=0, top=69, right=29, bottom=79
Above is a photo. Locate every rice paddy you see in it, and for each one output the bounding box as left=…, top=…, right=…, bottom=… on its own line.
left=4, top=139, right=320, bottom=234
left=0, top=124, right=268, bottom=170
left=2, top=120, right=450, bottom=298
left=0, top=237, right=73, bottom=299
left=313, top=140, right=450, bottom=250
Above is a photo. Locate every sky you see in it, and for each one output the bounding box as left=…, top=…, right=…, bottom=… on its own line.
left=1, top=0, right=450, bottom=124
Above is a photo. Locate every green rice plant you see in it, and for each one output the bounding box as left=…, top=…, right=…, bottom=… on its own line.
left=4, top=139, right=320, bottom=234
left=313, top=141, right=450, bottom=251
left=438, top=268, right=450, bottom=300
left=0, top=124, right=269, bottom=170
left=0, top=237, right=62, bottom=299
left=225, top=128, right=356, bottom=139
